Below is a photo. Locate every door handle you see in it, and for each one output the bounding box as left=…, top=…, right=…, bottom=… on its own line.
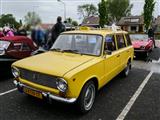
left=117, top=55, right=120, bottom=57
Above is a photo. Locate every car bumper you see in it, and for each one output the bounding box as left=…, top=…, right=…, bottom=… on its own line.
left=0, top=55, right=17, bottom=62
left=13, top=80, right=77, bottom=104
left=134, top=49, right=148, bottom=52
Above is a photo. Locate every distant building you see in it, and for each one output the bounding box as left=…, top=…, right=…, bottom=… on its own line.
left=153, top=16, right=160, bottom=32
left=81, top=16, right=100, bottom=27
left=41, top=24, right=54, bottom=30
left=117, top=16, right=144, bottom=32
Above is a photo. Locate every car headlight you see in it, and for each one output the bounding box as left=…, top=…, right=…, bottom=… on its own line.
left=56, top=78, right=68, bottom=93
left=12, top=67, right=20, bottom=78
left=0, top=49, right=5, bottom=55
left=140, top=46, right=145, bottom=49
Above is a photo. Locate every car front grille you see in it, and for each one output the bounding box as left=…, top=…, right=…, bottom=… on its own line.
left=19, top=69, right=58, bottom=89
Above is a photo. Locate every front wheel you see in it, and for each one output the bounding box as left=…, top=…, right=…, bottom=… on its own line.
left=121, top=61, right=131, bottom=77
left=77, top=81, right=96, bottom=114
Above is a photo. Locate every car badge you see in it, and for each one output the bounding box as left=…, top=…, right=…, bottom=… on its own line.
left=33, top=74, right=37, bottom=80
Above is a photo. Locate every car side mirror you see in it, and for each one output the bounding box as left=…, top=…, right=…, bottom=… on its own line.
left=104, top=50, right=112, bottom=55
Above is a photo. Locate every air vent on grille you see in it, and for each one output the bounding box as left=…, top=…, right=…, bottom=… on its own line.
left=20, top=69, right=58, bottom=89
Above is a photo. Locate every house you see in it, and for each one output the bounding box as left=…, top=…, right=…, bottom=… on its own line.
left=81, top=16, right=100, bottom=27
left=117, top=16, right=144, bottom=32
left=41, top=24, right=54, bottom=30
left=153, top=16, right=160, bottom=32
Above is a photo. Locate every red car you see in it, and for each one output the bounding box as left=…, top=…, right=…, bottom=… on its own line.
left=0, top=36, right=38, bottom=62
left=130, top=34, right=154, bottom=57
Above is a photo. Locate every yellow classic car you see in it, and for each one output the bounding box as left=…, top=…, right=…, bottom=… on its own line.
left=12, top=27, right=134, bottom=113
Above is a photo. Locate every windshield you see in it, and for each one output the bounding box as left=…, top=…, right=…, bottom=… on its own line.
left=0, top=40, right=10, bottom=49
left=130, top=34, right=149, bottom=41
left=51, top=34, right=103, bottom=56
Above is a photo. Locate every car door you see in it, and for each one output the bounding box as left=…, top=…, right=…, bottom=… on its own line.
left=124, top=33, right=134, bottom=59
left=115, top=34, right=129, bottom=71
left=6, top=42, right=23, bottom=59
left=19, top=42, right=32, bottom=58
left=102, top=34, right=121, bottom=85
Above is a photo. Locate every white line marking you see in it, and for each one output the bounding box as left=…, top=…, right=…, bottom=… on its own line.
left=0, top=88, right=17, bottom=96
left=116, top=71, right=153, bottom=120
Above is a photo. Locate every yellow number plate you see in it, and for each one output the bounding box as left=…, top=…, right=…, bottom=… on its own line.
left=23, top=87, right=43, bottom=99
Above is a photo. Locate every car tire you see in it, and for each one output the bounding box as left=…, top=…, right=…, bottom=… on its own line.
left=145, top=52, right=149, bottom=58
left=76, top=81, right=96, bottom=114
left=121, top=61, right=131, bottom=77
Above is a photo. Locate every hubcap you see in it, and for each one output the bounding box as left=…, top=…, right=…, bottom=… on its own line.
left=84, top=84, right=95, bottom=111
left=125, top=63, right=130, bottom=76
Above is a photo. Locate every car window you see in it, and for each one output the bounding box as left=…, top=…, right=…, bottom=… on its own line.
left=130, top=34, right=148, bottom=41
left=125, top=34, right=132, bottom=46
left=52, top=34, right=103, bottom=56
left=116, top=34, right=126, bottom=49
left=104, top=35, right=116, bottom=51
left=22, top=43, right=31, bottom=51
left=13, top=43, right=22, bottom=50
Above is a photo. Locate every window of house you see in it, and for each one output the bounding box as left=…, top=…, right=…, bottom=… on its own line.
left=131, top=26, right=137, bottom=32
left=116, top=34, right=126, bottom=49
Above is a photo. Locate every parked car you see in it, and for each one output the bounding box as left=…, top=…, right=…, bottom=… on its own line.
left=12, top=27, right=134, bottom=113
left=130, top=34, right=154, bottom=57
left=0, top=36, right=38, bottom=64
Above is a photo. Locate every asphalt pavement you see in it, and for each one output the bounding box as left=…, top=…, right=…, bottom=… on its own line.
left=0, top=48, right=160, bottom=120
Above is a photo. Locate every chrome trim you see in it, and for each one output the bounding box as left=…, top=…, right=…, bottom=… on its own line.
left=0, top=58, right=17, bottom=61
left=13, top=80, right=76, bottom=103
left=12, top=67, right=20, bottom=78
left=134, top=50, right=147, bottom=52
left=56, top=78, right=68, bottom=93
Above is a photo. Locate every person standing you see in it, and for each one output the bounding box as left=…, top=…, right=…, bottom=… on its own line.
left=148, top=27, right=156, bottom=48
left=0, top=28, right=4, bottom=38
left=51, top=16, right=65, bottom=45
left=17, top=26, right=27, bottom=36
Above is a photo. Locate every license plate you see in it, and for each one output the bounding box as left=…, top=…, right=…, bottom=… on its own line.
left=23, top=87, right=43, bottom=99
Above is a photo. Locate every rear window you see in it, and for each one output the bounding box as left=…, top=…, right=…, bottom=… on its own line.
left=116, top=34, right=126, bottom=49
left=0, top=40, right=10, bottom=49
left=125, top=34, right=132, bottom=46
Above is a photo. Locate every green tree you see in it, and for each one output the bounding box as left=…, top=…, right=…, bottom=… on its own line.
left=0, top=14, right=20, bottom=29
left=24, top=11, right=41, bottom=28
left=77, top=4, right=98, bottom=19
left=144, top=0, right=155, bottom=30
left=66, top=17, right=72, bottom=24
left=72, top=21, right=78, bottom=26
left=98, top=0, right=108, bottom=28
left=107, top=0, right=133, bottom=22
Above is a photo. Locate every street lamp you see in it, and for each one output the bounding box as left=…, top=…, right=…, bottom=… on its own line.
left=0, top=0, right=2, bottom=16
left=57, top=0, right=66, bottom=21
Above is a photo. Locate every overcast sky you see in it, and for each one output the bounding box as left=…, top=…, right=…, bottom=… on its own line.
left=0, top=0, right=160, bottom=24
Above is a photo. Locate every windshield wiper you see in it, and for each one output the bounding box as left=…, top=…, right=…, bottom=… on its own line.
left=50, top=48, right=62, bottom=52
left=62, top=49, right=82, bottom=54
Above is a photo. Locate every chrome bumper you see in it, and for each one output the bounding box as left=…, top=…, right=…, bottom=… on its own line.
left=13, top=80, right=77, bottom=103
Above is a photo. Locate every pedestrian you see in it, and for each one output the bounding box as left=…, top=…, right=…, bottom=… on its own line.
left=148, top=27, right=156, bottom=48
left=51, top=16, right=65, bottom=45
left=0, top=28, right=4, bottom=38
left=17, top=26, right=27, bottom=36
left=3, top=27, right=14, bottom=37
left=35, top=25, right=45, bottom=47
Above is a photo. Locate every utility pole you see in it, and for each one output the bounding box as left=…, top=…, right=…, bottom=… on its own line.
left=57, top=0, right=66, bottom=20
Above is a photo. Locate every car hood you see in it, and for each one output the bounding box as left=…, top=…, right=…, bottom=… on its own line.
left=13, top=51, right=95, bottom=77
left=132, top=40, right=149, bottom=48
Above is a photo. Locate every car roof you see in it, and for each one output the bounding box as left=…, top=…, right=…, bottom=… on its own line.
left=63, top=28, right=128, bottom=36
left=0, top=36, right=31, bottom=42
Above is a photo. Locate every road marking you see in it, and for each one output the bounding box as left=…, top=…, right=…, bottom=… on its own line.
left=116, top=71, right=153, bottom=120
left=0, top=88, right=17, bottom=96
